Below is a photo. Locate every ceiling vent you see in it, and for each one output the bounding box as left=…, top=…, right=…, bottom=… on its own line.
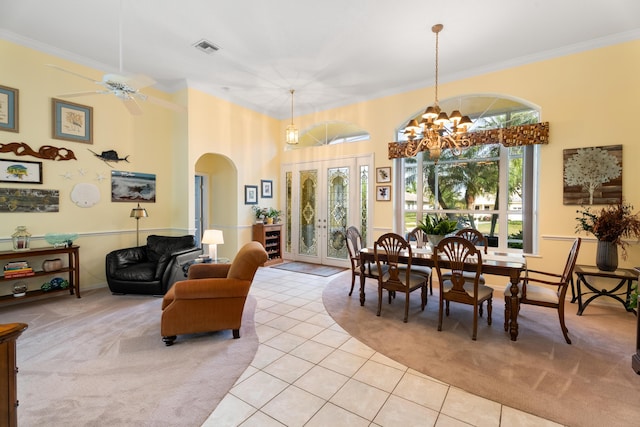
left=193, top=39, right=221, bottom=54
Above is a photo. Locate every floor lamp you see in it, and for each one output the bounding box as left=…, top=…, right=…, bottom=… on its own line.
left=201, top=229, right=224, bottom=261
left=130, top=203, right=148, bottom=246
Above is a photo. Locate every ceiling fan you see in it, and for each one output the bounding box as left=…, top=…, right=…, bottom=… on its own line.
left=47, top=65, right=183, bottom=115
left=47, top=2, right=184, bottom=115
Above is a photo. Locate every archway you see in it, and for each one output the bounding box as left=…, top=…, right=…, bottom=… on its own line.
left=195, top=153, right=238, bottom=259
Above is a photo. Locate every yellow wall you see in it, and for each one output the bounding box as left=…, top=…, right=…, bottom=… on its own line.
left=2, top=36, right=639, bottom=296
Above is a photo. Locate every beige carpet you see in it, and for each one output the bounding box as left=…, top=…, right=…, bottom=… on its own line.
left=323, top=274, right=640, bottom=427
left=0, top=287, right=258, bottom=427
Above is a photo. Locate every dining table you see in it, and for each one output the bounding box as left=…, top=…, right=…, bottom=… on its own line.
left=359, top=246, right=527, bottom=341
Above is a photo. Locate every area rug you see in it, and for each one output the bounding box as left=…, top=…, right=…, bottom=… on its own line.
left=0, top=287, right=259, bottom=427
left=271, top=261, right=347, bottom=277
left=322, top=275, right=640, bottom=427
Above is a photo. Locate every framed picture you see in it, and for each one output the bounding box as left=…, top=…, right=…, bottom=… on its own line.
left=0, top=84, right=19, bottom=132
left=376, top=167, right=391, bottom=183
left=111, top=170, right=157, bottom=203
left=563, top=144, right=622, bottom=205
left=0, top=188, right=59, bottom=212
left=0, top=158, right=42, bottom=184
left=376, top=185, right=391, bottom=201
left=52, top=98, right=93, bottom=144
left=245, top=185, right=258, bottom=204
left=261, top=179, right=273, bottom=198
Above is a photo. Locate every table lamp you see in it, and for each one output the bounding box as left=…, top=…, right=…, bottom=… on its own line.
left=201, top=229, right=224, bottom=261
left=130, top=203, right=148, bottom=246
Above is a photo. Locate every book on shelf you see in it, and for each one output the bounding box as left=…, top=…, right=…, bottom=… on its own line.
left=3, top=269, right=34, bottom=278
left=4, top=261, right=30, bottom=270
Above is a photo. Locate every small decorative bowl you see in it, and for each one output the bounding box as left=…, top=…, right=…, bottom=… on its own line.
left=44, top=233, right=78, bottom=248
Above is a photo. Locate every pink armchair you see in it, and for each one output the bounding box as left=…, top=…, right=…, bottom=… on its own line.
left=161, top=241, right=268, bottom=346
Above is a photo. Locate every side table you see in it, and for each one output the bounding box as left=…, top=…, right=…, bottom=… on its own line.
left=180, top=257, right=230, bottom=278
left=574, top=264, right=638, bottom=316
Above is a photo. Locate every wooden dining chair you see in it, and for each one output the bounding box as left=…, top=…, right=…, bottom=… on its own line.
left=346, top=226, right=386, bottom=296
left=407, top=227, right=434, bottom=295
left=374, top=233, right=428, bottom=322
left=456, top=228, right=488, bottom=254
left=434, top=236, right=493, bottom=340
left=504, top=238, right=581, bottom=344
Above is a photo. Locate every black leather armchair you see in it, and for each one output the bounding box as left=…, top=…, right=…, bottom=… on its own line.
left=106, top=235, right=202, bottom=295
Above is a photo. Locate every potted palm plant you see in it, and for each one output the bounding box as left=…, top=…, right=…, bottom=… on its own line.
left=417, top=215, right=458, bottom=248
left=576, top=201, right=640, bottom=271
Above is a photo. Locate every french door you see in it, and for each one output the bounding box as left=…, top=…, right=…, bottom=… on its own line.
left=282, top=154, right=372, bottom=267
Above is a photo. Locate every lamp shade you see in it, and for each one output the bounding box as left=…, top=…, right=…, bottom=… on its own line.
left=130, top=203, right=148, bottom=218
left=201, top=229, right=224, bottom=245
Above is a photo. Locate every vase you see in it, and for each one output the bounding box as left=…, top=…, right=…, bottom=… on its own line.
left=426, top=234, right=445, bottom=250
left=596, top=240, right=618, bottom=271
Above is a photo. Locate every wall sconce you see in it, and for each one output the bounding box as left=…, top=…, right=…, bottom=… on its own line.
left=130, top=203, right=148, bottom=246
left=201, top=229, right=224, bottom=261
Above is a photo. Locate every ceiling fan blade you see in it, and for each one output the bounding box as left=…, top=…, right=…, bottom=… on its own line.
left=47, top=64, right=100, bottom=83
left=127, top=74, right=156, bottom=90
left=122, top=98, right=143, bottom=115
left=144, top=94, right=186, bottom=113
left=57, top=90, right=110, bottom=98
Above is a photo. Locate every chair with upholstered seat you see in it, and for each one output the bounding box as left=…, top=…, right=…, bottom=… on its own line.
left=504, top=238, right=581, bottom=344
left=407, top=227, right=433, bottom=295
left=434, top=236, right=493, bottom=340
left=374, top=233, right=428, bottom=322
left=346, top=226, right=388, bottom=296
left=160, top=241, right=268, bottom=346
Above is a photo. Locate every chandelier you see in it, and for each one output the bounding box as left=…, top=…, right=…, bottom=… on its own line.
left=285, top=89, right=299, bottom=145
left=403, top=24, right=472, bottom=163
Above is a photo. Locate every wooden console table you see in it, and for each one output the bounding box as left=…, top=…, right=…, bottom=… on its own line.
left=0, top=322, right=28, bottom=426
left=634, top=267, right=640, bottom=375
left=0, top=246, right=80, bottom=302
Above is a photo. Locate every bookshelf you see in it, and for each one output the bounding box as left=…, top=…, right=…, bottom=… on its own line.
left=0, top=246, right=80, bottom=303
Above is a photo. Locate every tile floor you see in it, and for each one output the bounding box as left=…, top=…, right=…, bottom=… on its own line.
left=202, top=267, right=563, bottom=427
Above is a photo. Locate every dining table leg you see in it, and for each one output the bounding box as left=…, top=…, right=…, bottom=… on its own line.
left=359, top=254, right=367, bottom=306
left=508, top=271, right=521, bottom=341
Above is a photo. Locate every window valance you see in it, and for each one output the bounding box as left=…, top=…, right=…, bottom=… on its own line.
left=388, top=122, right=549, bottom=160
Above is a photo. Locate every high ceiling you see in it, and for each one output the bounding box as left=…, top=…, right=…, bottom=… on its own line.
left=1, top=0, right=639, bottom=119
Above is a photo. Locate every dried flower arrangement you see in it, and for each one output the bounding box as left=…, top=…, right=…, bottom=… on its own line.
left=575, top=201, right=640, bottom=259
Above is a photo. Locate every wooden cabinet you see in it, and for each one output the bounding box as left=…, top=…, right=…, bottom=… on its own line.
left=252, top=224, right=283, bottom=266
left=0, top=323, right=27, bottom=427
left=0, top=246, right=80, bottom=303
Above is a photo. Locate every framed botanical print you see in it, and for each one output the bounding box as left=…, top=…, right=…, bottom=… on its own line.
left=376, top=185, right=391, bottom=201
left=245, top=185, right=258, bottom=204
left=261, top=179, right=273, bottom=198
left=0, top=84, right=19, bottom=132
left=376, top=166, right=391, bottom=183
left=52, top=98, right=93, bottom=144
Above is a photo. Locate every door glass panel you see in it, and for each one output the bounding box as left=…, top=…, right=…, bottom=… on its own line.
left=360, top=165, right=369, bottom=245
left=299, top=169, right=318, bottom=256
left=286, top=171, right=292, bottom=253
left=327, top=167, right=349, bottom=260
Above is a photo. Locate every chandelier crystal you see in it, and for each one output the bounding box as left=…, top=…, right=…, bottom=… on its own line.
left=285, top=89, right=299, bottom=145
left=403, top=24, right=472, bottom=163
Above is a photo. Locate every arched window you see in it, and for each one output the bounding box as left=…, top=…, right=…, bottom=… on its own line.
left=395, top=94, right=541, bottom=253
left=286, top=121, right=370, bottom=150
